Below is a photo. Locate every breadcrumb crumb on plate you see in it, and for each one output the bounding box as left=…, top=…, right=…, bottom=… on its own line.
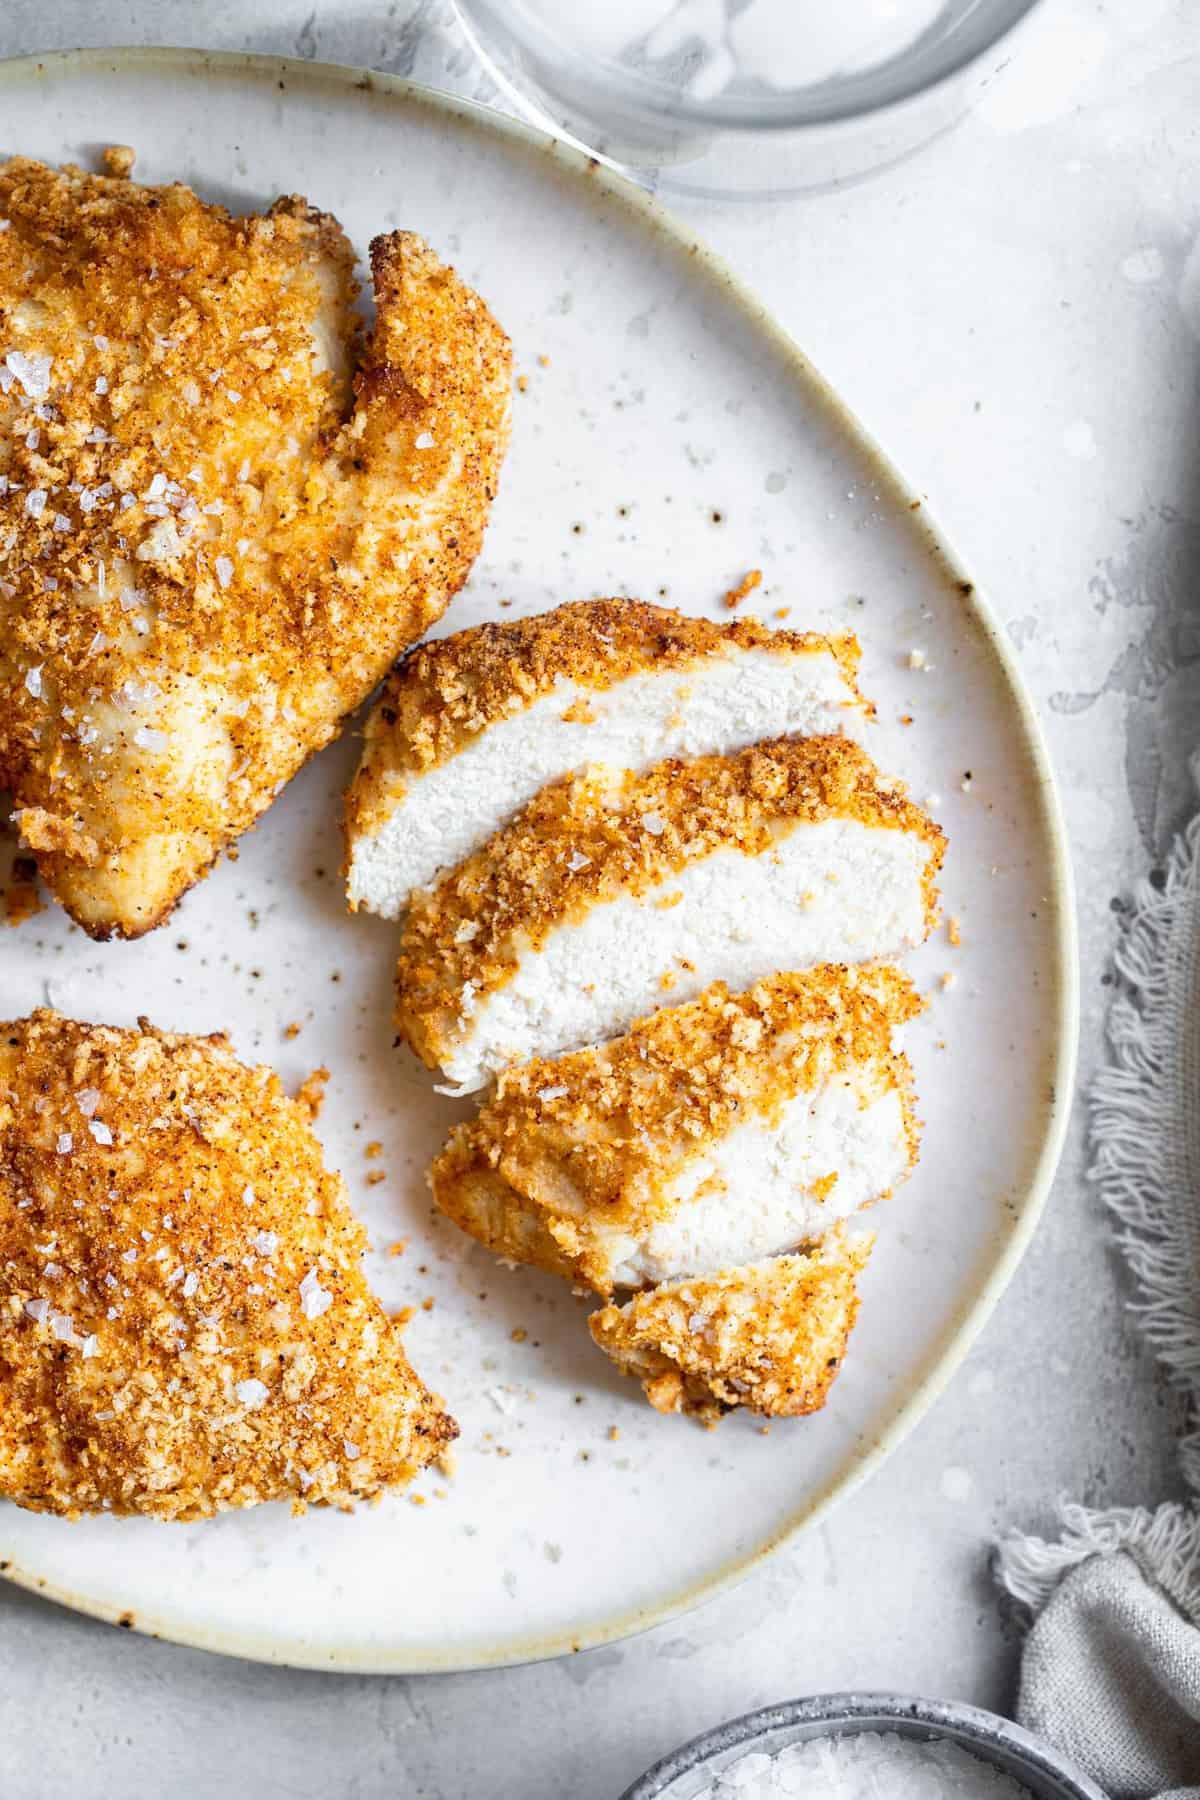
left=588, top=1231, right=874, bottom=1425
left=0, top=1011, right=455, bottom=1520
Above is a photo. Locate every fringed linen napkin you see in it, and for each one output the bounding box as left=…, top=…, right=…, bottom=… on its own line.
left=997, top=805, right=1200, bottom=1798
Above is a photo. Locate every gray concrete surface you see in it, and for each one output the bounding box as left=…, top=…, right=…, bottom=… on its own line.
left=0, top=3, right=1196, bottom=1795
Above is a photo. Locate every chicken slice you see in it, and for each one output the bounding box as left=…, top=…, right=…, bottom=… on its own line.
left=398, top=736, right=944, bottom=1090
left=0, top=154, right=512, bottom=937
left=345, top=600, right=871, bottom=916
left=430, top=963, right=919, bottom=1294
left=0, top=1010, right=455, bottom=1520
left=588, top=1231, right=874, bottom=1425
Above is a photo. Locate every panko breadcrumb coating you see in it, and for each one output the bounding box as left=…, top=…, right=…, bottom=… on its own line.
left=397, top=735, right=944, bottom=1088
left=344, top=599, right=871, bottom=914
left=0, top=1010, right=455, bottom=1520
left=588, top=1231, right=873, bottom=1425
left=0, top=154, right=511, bottom=938
left=431, top=964, right=920, bottom=1295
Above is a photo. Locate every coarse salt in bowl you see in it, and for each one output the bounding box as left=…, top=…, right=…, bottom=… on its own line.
left=620, top=1696, right=1107, bottom=1800
left=697, top=1730, right=1034, bottom=1797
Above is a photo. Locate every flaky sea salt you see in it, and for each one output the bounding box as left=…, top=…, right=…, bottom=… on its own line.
left=215, top=554, right=234, bottom=590
left=235, top=1378, right=269, bottom=1409
left=116, top=676, right=160, bottom=707
left=252, top=1230, right=278, bottom=1257
left=5, top=350, right=52, bottom=399
left=299, top=1268, right=332, bottom=1320
left=88, top=1120, right=113, bottom=1146
left=699, top=1731, right=1034, bottom=1800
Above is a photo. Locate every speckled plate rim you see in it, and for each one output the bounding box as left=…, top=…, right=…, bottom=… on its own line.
left=0, top=44, right=1079, bottom=1675
left=620, top=1693, right=1108, bottom=1799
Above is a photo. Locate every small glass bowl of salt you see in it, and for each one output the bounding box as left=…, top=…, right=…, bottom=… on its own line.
left=447, top=0, right=1042, bottom=200
left=620, top=1694, right=1106, bottom=1800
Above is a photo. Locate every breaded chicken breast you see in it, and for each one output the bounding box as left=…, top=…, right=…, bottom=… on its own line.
left=589, top=1231, right=873, bottom=1425
left=431, top=964, right=919, bottom=1295
left=0, top=1010, right=454, bottom=1520
left=0, top=154, right=511, bottom=938
left=345, top=600, right=871, bottom=916
left=398, top=736, right=944, bottom=1090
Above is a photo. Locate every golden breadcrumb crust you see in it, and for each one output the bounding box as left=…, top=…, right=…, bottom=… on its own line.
left=431, top=964, right=920, bottom=1294
left=344, top=599, right=868, bottom=854
left=0, top=154, right=512, bottom=938
left=0, top=1010, right=454, bottom=1520
left=588, top=1231, right=873, bottom=1424
left=397, top=735, right=945, bottom=1073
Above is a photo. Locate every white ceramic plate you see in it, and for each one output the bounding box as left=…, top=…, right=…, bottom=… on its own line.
left=0, top=48, right=1076, bottom=1672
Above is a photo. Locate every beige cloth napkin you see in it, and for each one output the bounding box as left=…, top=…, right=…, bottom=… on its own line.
left=996, top=803, right=1200, bottom=1798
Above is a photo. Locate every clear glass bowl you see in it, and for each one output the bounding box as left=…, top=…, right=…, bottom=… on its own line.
left=449, top=0, right=1042, bottom=199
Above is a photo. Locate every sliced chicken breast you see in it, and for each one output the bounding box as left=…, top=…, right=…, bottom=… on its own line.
left=399, top=737, right=944, bottom=1090
left=0, top=154, right=511, bottom=937
left=588, top=1230, right=874, bottom=1425
left=430, top=963, right=920, bottom=1294
left=345, top=600, right=871, bottom=916
left=0, top=1010, right=455, bottom=1519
